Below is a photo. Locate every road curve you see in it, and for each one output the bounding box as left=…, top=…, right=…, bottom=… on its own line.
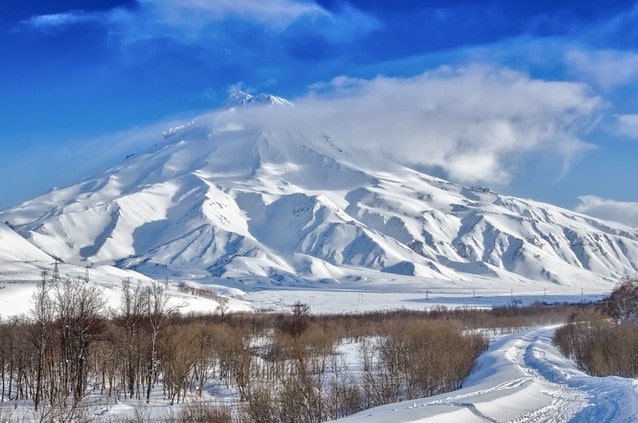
left=334, top=326, right=638, bottom=422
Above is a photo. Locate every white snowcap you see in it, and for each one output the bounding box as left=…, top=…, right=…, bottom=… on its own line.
left=223, top=90, right=294, bottom=108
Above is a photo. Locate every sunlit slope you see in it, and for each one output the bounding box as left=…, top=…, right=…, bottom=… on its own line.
left=2, top=101, right=637, bottom=288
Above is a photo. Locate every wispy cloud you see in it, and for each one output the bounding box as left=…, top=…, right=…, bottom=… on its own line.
left=580, top=2, right=638, bottom=48
left=220, top=66, right=603, bottom=185
left=22, top=10, right=107, bottom=29
left=565, top=48, right=638, bottom=89
left=21, top=0, right=326, bottom=31
left=22, top=1, right=378, bottom=43
left=576, top=195, right=638, bottom=226
left=137, top=0, right=327, bottom=30
left=612, top=114, right=638, bottom=140
left=128, top=0, right=380, bottom=47
left=54, top=65, right=600, bottom=190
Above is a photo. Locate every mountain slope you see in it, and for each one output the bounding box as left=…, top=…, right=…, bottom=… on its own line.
left=0, top=221, right=55, bottom=281
left=2, top=99, right=637, bottom=290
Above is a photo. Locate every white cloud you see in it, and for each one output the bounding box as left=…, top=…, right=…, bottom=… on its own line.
left=65, top=66, right=598, bottom=188
left=240, top=66, right=603, bottom=185
left=31, top=65, right=603, bottom=195
left=22, top=1, right=379, bottom=51
left=126, top=0, right=380, bottom=45
left=137, top=0, right=327, bottom=30
left=313, top=3, right=381, bottom=42
left=576, top=196, right=638, bottom=226
left=23, top=11, right=106, bottom=29
left=566, top=49, right=638, bottom=89
left=20, top=66, right=604, bottom=207
left=24, top=1, right=327, bottom=31
left=614, top=114, right=638, bottom=139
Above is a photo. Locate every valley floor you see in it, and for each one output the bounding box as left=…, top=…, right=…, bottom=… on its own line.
left=334, top=325, right=638, bottom=422
left=1, top=277, right=632, bottom=422
left=1, top=322, right=636, bottom=422
left=243, top=284, right=604, bottom=314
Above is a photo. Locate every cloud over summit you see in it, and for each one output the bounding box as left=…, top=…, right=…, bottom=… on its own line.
left=576, top=196, right=638, bottom=226
left=262, top=67, right=604, bottom=184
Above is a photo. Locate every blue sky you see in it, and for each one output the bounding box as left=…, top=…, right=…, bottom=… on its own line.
left=1, top=1, right=638, bottom=224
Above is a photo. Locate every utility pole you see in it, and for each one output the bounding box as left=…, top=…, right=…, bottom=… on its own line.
left=52, top=260, right=60, bottom=283
left=84, top=264, right=91, bottom=283
left=41, top=270, right=47, bottom=289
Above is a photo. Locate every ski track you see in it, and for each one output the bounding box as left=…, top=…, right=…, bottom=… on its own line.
left=519, top=328, right=638, bottom=423
left=335, top=326, right=638, bottom=422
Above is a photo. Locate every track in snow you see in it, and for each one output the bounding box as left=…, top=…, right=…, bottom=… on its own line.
left=335, top=326, right=638, bottom=422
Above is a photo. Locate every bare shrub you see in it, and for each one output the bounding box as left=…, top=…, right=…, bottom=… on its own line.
left=278, top=302, right=311, bottom=337
left=554, top=309, right=638, bottom=377
left=325, top=355, right=363, bottom=419
left=366, top=319, right=487, bottom=406
left=243, top=385, right=279, bottom=423
left=6, top=280, right=591, bottom=422
left=178, top=401, right=232, bottom=423
left=599, top=279, right=638, bottom=323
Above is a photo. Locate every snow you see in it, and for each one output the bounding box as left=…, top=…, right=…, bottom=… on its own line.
left=0, top=264, right=251, bottom=321
left=222, top=90, right=294, bottom=108
left=332, top=326, right=638, bottom=422
left=0, top=260, right=629, bottom=423
left=0, top=274, right=629, bottom=423
left=0, top=281, right=635, bottom=422
left=247, top=290, right=600, bottom=316
left=2, top=102, right=637, bottom=290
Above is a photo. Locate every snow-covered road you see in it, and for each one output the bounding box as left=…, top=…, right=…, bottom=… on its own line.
left=334, top=326, right=638, bottom=422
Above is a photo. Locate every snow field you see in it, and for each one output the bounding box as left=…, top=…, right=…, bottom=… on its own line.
left=333, top=326, right=638, bottom=422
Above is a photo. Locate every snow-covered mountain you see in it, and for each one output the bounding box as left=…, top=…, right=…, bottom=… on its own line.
left=2, top=94, right=637, bottom=291
left=222, top=90, right=293, bottom=108
left=0, top=221, right=54, bottom=280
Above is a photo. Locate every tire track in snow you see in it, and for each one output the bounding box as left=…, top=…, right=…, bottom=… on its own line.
left=440, top=327, right=638, bottom=422
left=516, top=327, right=638, bottom=422
left=451, top=402, right=499, bottom=422
left=508, top=330, right=586, bottom=422
left=334, top=326, right=638, bottom=422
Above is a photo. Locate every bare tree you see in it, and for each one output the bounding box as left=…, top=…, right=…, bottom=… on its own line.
left=112, top=279, right=146, bottom=400
left=215, top=296, right=230, bottom=323
left=279, top=301, right=310, bottom=337
left=143, top=281, right=181, bottom=403
left=30, top=273, right=54, bottom=411
left=54, top=278, right=106, bottom=404
left=600, top=279, right=638, bottom=323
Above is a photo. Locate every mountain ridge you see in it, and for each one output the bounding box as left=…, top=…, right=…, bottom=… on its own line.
left=1, top=99, right=637, bottom=291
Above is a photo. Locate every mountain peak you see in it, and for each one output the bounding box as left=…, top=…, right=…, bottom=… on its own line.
left=3, top=104, right=638, bottom=291
left=222, top=90, right=293, bottom=108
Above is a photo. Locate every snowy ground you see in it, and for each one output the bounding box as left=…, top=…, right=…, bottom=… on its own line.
left=333, top=326, right=638, bottom=423
left=2, top=322, right=634, bottom=422
left=0, top=268, right=605, bottom=320
left=2, top=274, right=632, bottom=423
left=242, top=283, right=604, bottom=315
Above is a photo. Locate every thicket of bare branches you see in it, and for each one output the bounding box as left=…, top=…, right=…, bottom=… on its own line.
left=555, top=279, right=638, bottom=377
left=0, top=276, right=587, bottom=422
left=599, top=279, right=638, bottom=323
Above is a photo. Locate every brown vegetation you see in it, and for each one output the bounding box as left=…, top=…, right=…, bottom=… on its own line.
left=554, top=279, right=638, bottom=378
left=0, top=274, right=588, bottom=422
